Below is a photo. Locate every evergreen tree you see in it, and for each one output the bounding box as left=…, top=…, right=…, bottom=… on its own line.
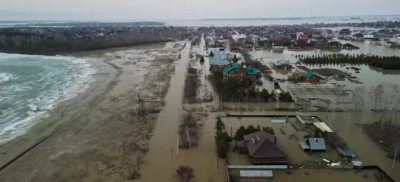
left=209, top=51, right=214, bottom=57
left=233, top=54, right=238, bottom=63
left=200, top=56, right=205, bottom=63
left=215, top=117, right=225, bottom=131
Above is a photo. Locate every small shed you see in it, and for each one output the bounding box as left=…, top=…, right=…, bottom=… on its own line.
left=336, top=143, right=356, bottom=158
left=296, top=113, right=314, bottom=124
left=352, top=161, right=363, bottom=168
left=313, top=122, right=333, bottom=132
left=271, top=120, right=287, bottom=123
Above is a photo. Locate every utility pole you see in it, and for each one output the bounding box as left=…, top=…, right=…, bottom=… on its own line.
left=393, top=147, right=398, bottom=169
left=166, top=147, right=174, bottom=177
left=177, top=135, right=179, bottom=156
left=142, top=130, right=147, bottom=150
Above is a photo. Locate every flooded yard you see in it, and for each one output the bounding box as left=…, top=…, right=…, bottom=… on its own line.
left=230, top=169, right=389, bottom=182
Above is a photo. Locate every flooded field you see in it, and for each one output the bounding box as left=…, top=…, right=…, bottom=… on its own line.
left=0, top=42, right=185, bottom=181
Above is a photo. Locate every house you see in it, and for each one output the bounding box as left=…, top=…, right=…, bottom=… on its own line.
left=334, top=73, right=346, bottom=81
left=273, top=60, right=291, bottom=70
left=342, top=43, right=359, bottom=49
left=210, top=50, right=229, bottom=71
left=208, top=40, right=216, bottom=47
left=294, top=39, right=315, bottom=49
left=352, top=33, right=364, bottom=41
left=215, top=42, right=225, bottom=49
left=238, top=131, right=288, bottom=165
left=305, top=72, right=319, bottom=83
left=298, top=34, right=308, bottom=40
left=223, top=63, right=258, bottom=83
left=315, top=38, right=341, bottom=49
left=299, top=138, right=327, bottom=151
left=328, top=41, right=341, bottom=49
left=205, top=36, right=213, bottom=40
left=242, top=40, right=254, bottom=48
left=230, top=47, right=241, bottom=52
left=339, top=29, right=351, bottom=36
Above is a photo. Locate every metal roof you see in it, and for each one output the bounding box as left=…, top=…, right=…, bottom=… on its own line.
left=243, top=67, right=257, bottom=75
left=299, top=142, right=311, bottom=150
left=307, top=138, right=327, bottom=150
left=240, top=170, right=273, bottom=178
left=224, top=63, right=241, bottom=74
left=305, top=72, right=316, bottom=78
left=337, top=144, right=356, bottom=157
left=274, top=60, right=290, bottom=66
left=313, top=122, right=333, bottom=132
left=210, top=50, right=229, bottom=65
left=352, top=161, right=363, bottom=166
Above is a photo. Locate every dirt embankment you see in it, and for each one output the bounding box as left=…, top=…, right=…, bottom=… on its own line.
left=0, top=42, right=185, bottom=182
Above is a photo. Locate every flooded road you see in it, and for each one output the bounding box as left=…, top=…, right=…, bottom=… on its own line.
left=139, top=41, right=226, bottom=182
left=140, top=37, right=400, bottom=182
left=138, top=42, right=190, bottom=181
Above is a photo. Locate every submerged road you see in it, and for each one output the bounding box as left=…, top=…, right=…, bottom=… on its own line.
left=138, top=41, right=190, bottom=181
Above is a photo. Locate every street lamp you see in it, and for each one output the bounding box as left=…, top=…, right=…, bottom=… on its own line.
left=166, top=147, right=174, bottom=177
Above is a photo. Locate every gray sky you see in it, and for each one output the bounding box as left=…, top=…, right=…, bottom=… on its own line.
left=1, top=0, right=400, bottom=20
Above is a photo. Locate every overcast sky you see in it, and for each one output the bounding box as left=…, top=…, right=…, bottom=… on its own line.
left=1, top=0, right=400, bottom=21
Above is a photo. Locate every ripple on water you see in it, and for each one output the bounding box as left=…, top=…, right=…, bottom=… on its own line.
left=0, top=53, right=96, bottom=143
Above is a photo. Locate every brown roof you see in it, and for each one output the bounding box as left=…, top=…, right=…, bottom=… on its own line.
left=243, top=131, right=287, bottom=158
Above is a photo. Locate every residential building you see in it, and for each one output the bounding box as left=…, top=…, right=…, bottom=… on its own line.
left=299, top=138, right=327, bottom=151
left=305, top=72, right=319, bottom=83
left=242, top=40, right=254, bottom=48
left=294, top=39, right=315, bottom=49
left=210, top=50, right=229, bottom=71
left=339, top=29, right=351, bottom=38
left=223, top=63, right=258, bottom=83
left=352, top=33, right=364, bottom=41
left=207, top=40, right=216, bottom=47
left=238, top=131, right=288, bottom=165
left=298, top=34, right=308, bottom=40
left=363, top=35, right=374, bottom=40
left=315, top=38, right=341, bottom=49
left=273, top=60, right=291, bottom=70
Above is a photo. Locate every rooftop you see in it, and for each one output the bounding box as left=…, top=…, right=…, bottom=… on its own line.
left=210, top=50, right=229, bottom=65
left=274, top=60, right=290, bottom=66
left=224, top=63, right=242, bottom=74
left=243, top=67, right=257, bottom=75
left=243, top=131, right=287, bottom=158
left=305, top=72, right=316, bottom=78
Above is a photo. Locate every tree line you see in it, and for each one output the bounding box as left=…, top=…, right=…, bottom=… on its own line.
left=215, top=117, right=232, bottom=158
left=297, top=53, right=400, bottom=70
left=0, top=30, right=193, bottom=55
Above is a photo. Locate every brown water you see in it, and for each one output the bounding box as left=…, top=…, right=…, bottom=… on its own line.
left=138, top=41, right=226, bottom=182
left=139, top=38, right=400, bottom=182
left=232, top=169, right=386, bottom=182
left=219, top=111, right=400, bottom=181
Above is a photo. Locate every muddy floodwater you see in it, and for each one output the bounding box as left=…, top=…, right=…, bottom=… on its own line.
left=219, top=112, right=400, bottom=181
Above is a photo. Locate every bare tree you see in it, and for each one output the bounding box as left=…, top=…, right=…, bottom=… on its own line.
left=176, top=166, right=194, bottom=182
